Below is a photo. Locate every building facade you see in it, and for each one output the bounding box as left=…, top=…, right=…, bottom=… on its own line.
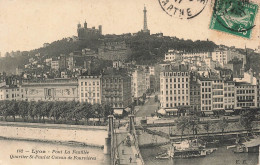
left=160, top=68, right=190, bottom=109
left=0, top=85, right=21, bottom=101
left=190, top=81, right=201, bottom=113
left=212, top=79, right=224, bottom=111
left=77, top=21, right=102, bottom=40
left=102, top=74, right=131, bottom=109
left=234, top=82, right=257, bottom=110
left=21, top=79, right=78, bottom=101
left=224, top=81, right=235, bottom=110
left=198, top=79, right=213, bottom=113
left=131, top=68, right=149, bottom=98
left=78, top=76, right=102, bottom=104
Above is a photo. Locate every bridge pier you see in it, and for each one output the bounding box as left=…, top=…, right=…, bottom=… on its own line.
left=104, top=115, right=114, bottom=154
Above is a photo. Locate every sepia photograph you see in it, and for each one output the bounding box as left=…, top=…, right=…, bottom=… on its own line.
left=0, top=0, right=259, bottom=164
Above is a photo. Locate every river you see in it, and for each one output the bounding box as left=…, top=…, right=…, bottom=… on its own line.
left=0, top=140, right=110, bottom=165
left=141, top=146, right=259, bottom=165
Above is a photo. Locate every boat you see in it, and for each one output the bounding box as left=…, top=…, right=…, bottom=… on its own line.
left=155, top=153, right=170, bottom=159
left=156, top=139, right=217, bottom=159
left=233, top=137, right=260, bottom=153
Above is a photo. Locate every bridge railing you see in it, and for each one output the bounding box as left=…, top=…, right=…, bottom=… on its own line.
left=130, top=117, right=145, bottom=165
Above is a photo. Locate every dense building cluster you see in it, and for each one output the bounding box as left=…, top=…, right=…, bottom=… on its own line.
left=159, top=46, right=259, bottom=116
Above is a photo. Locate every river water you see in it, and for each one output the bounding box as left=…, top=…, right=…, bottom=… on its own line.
left=0, top=140, right=110, bottom=165
left=140, top=146, right=259, bottom=165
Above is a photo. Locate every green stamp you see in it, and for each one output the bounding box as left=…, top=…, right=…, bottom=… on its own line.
left=210, top=0, right=259, bottom=39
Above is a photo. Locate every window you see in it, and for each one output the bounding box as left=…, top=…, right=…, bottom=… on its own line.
left=85, top=82, right=87, bottom=86
left=81, top=82, right=83, bottom=86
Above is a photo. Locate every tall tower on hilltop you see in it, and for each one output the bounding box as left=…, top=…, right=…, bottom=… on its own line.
left=142, top=5, right=150, bottom=34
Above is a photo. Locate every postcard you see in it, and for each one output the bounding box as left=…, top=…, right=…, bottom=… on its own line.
left=0, top=0, right=259, bottom=165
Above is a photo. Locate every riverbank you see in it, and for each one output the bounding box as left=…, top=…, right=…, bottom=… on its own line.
left=0, top=121, right=107, bottom=148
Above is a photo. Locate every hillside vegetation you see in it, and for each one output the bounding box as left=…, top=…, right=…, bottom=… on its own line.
left=1, top=33, right=259, bottom=74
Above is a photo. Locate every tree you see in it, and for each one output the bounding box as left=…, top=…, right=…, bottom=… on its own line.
left=103, top=103, right=113, bottom=120
left=49, top=102, right=63, bottom=123
left=239, top=111, right=255, bottom=136
left=82, top=102, right=93, bottom=124
left=60, top=101, right=71, bottom=123
left=18, top=101, right=28, bottom=121
left=188, top=116, right=199, bottom=137
left=0, top=100, right=10, bottom=121
left=28, top=101, right=36, bottom=122
left=203, top=121, right=214, bottom=138
left=41, top=101, right=53, bottom=123
left=176, top=116, right=190, bottom=140
left=92, top=104, right=103, bottom=123
left=8, top=100, right=19, bottom=121
left=71, top=102, right=84, bottom=125
left=218, top=118, right=228, bottom=137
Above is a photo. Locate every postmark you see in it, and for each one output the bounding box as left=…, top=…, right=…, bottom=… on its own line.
left=158, top=0, right=208, bottom=19
left=209, top=0, right=259, bottom=38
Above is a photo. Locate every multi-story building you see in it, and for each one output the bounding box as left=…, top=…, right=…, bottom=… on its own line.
left=164, top=50, right=181, bottom=62
left=59, top=55, right=67, bottom=70
left=224, top=81, right=235, bottom=110
left=198, top=78, right=213, bottom=114
left=160, top=67, right=190, bottom=110
left=51, top=60, right=59, bottom=70
left=234, top=82, right=257, bottom=110
left=190, top=81, right=201, bottom=113
left=21, top=79, right=78, bottom=101
left=212, top=79, right=224, bottom=111
left=131, top=67, right=149, bottom=98
left=212, top=48, right=246, bottom=67
left=78, top=75, right=101, bottom=104
left=149, top=66, right=155, bottom=75
left=0, top=85, right=21, bottom=101
left=102, top=72, right=131, bottom=109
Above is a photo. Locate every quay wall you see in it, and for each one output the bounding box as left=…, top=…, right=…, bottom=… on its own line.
left=0, top=122, right=107, bottom=147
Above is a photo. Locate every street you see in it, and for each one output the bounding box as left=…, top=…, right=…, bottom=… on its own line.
left=135, top=95, right=159, bottom=118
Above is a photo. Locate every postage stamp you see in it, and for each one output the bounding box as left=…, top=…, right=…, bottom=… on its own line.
left=209, top=0, right=259, bottom=39
left=158, top=0, right=208, bottom=19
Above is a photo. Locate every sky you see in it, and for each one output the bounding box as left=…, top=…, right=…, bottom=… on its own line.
left=0, top=0, right=259, bottom=56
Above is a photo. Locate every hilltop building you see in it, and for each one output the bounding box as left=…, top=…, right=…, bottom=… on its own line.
left=77, top=21, right=102, bottom=40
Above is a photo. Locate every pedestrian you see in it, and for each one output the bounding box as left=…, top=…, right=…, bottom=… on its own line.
left=129, top=156, right=132, bottom=163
